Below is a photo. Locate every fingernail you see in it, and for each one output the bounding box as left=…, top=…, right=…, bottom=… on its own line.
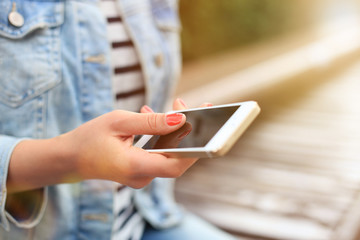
left=178, top=98, right=188, bottom=108
left=178, top=130, right=191, bottom=139
left=143, top=105, right=154, bottom=113
left=166, top=113, right=184, bottom=126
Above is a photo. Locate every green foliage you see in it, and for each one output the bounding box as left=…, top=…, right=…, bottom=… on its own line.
left=179, top=1, right=317, bottom=62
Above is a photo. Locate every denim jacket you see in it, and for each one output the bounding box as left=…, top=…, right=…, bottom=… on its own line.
left=0, top=0, right=182, bottom=239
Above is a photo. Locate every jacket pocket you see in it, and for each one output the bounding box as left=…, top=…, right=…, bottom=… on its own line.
left=0, top=1, right=64, bottom=108
left=151, top=0, right=181, bottom=32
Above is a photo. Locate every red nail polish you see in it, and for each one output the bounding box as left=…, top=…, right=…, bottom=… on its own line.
left=166, top=113, right=184, bottom=126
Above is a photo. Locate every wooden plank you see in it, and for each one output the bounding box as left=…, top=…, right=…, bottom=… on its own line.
left=175, top=58, right=360, bottom=239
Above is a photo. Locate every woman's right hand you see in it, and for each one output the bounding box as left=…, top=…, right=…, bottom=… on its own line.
left=7, top=110, right=197, bottom=192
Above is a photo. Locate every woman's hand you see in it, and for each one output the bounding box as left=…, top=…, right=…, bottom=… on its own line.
left=61, top=110, right=191, bottom=188
left=7, top=99, right=212, bottom=193
left=7, top=110, right=188, bottom=192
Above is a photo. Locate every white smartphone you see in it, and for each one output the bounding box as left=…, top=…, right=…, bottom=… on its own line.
left=135, top=101, right=260, bottom=158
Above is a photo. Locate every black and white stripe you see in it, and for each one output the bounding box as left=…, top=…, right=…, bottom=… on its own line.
left=112, top=185, right=145, bottom=240
left=100, top=0, right=146, bottom=113
left=99, top=1, right=146, bottom=239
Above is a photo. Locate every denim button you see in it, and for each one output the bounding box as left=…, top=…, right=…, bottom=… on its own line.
left=154, top=53, right=164, bottom=67
left=8, top=3, right=24, bottom=28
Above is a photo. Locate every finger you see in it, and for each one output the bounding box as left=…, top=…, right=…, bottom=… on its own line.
left=153, top=121, right=193, bottom=149
left=140, top=105, right=154, bottom=113
left=199, top=102, right=213, bottom=108
left=173, top=98, right=188, bottom=111
left=152, top=156, right=198, bottom=178
left=129, top=147, right=198, bottom=178
left=112, top=111, right=186, bottom=136
left=125, top=176, right=154, bottom=189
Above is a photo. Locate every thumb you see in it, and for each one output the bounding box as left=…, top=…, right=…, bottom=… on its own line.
left=112, top=111, right=186, bottom=136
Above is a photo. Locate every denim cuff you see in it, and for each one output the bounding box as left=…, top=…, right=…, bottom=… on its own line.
left=5, top=187, right=48, bottom=230
left=0, top=136, right=47, bottom=231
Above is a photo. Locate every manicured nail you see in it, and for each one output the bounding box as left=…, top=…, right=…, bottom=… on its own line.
left=166, top=113, right=184, bottom=126
left=143, top=105, right=154, bottom=113
left=178, top=98, right=188, bottom=108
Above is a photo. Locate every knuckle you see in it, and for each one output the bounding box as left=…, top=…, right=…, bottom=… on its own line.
left=111, top=109, right=125, bottom=118
left=126, top=159, right=140, bottom=177
left=146, top=114, right=158, bottom=131
left=125, top=166, right=137, bottom=177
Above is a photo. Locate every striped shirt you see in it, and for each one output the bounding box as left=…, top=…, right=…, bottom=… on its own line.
left=99, top=1, right=146, bottom=239
left=100, top=0, right=146, bottom=113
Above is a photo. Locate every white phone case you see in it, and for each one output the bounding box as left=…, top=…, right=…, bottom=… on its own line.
left=135, top=101, right=260, bottom=158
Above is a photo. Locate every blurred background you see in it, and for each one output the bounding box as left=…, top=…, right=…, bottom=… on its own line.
left=174, top=1, right=360, bottom=239
left=181, top=0, right=319, bottom=62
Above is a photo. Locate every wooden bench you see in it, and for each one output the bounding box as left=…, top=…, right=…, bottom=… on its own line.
left=173, top=23, right=360, bottom=240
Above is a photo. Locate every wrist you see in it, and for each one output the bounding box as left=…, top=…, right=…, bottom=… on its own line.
left=7, top=136, right=80, bottom=193
left=51, top=134, right=81, bottom=183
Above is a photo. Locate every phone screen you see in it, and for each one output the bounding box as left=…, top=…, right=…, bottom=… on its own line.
left=142, top=106, right=239, bottom=149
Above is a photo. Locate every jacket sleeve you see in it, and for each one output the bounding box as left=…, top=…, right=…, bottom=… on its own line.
left=0, top=136, right=47, bottom=231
